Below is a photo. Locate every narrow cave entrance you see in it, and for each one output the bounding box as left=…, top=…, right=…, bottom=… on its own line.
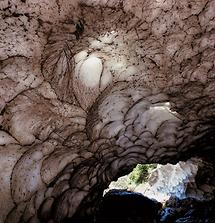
left=98, top=158, right=215, bottom=223
left=104, top=163, right=169, bottom=202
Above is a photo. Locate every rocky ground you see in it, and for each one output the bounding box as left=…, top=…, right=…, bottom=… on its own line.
left=160, top=196, right=215, bottom=223
left=69, top=189, right=215, bottom=223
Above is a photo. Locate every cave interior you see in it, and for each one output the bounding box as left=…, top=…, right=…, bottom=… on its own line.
left=0, top=0, right=215, bottom=222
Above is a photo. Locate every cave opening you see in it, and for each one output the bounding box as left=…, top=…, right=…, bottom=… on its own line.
left=68, top=158, right=215, bottom=223
left=104, top=163, right=167, bottom=203
left=94, top=158, right=215, bottom=223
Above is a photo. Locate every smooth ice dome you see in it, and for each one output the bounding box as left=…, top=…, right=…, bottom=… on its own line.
left=79, top=57, right=103, bottom=87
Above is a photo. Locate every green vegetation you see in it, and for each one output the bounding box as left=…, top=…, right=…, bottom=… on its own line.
left=128, top=164, right=157, bottom=185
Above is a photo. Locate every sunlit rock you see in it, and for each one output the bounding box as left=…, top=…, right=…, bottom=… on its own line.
left=142, top=158, right=215, bottom=201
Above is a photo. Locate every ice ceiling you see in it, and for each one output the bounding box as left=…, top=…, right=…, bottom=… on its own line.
left=0, top=0, right=215, bottom=222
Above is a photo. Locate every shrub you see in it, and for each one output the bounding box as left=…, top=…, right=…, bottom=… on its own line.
left=129, top=164, right=157, bottom=185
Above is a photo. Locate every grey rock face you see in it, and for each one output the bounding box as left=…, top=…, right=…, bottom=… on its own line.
left=0, top=0, right=215, bottom=222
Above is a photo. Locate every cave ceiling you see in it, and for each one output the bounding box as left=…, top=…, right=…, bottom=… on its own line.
left=0, top=0, right=215, bottom=222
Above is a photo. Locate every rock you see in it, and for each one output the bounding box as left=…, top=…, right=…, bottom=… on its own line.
left=146, top=158, right=215, bottom=201
left=160, top=196, right=215, bottom=223
left=160, top=207, right=179, bottom=222
left=95, top=189, right=162, bottom=223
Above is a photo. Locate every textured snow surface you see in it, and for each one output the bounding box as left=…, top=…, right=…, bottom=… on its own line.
left=0, top=0, right=215, bottom=222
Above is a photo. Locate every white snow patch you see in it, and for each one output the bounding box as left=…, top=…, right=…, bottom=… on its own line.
left=79, top=57, right=103, bottom=88
left=74, top=51, right=88, bottom=63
